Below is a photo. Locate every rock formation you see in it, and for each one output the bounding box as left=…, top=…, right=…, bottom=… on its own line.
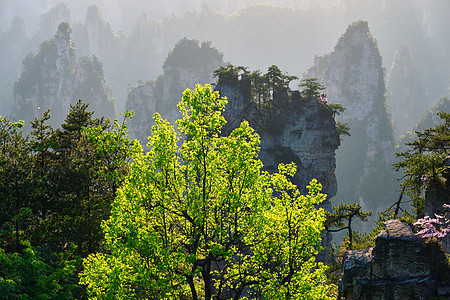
left=0, top=17, right=30, bottom=114
left=339, top=219, right=449, bottom=299
left=116, top=13, right=164, bottom=92
left=126, top=38, right=223, bottom=142
left=386, top=45, right=426, bottom=137
left=71, top=5, right=126, bottom=110
left=13, top=23, right=115, bottom=127
left=73, top=5, right=119, bottom=60
left=216, top=82, right=340, bottom=206
left=306, top=20, right=397, bottom=219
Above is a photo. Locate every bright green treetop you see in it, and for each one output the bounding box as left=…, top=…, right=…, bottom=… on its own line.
left=80, top=84, right=333, bottom=299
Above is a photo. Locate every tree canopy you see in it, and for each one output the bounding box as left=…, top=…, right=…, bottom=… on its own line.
left=0, top=102, right=136, bottom=298
left=80, top=84, right=334, bottom=299
left=394, top=111, right=450, bottom=216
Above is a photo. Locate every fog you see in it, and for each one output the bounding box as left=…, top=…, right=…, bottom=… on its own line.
left=0, top=0, right=341, bottom=31
left=2, top=0, right=448, bottom=113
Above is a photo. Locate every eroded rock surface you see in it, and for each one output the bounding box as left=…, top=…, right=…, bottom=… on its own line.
left=339, top=219, right=449, bottom=299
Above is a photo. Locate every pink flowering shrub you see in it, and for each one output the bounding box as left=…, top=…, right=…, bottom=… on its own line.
left=414, top=204, right=450, bottom=241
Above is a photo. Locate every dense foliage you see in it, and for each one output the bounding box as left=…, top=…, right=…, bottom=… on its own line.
left=214, top=64, right=298, bottom=107
left=0, top=101, right=135, bottom=298
left=81, top=84, right=334, bottom=299
left=214, top=64, right=350, bottom=140
left=394, top=111, right=450, bottom=216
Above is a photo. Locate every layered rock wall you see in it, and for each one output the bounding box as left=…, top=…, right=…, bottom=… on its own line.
left=216, top=82, right=340, bottom=206
left=339, top=219, right=449, bottom=299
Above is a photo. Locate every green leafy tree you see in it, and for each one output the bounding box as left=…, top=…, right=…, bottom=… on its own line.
left=36, top=101, right=99, bottom=255
left=81, top=84, right=334, bottom=299
left=213, top=64, right=247, bottom=87
left=299, top=78, right=325, bottom=99
left=266, top=65, right=298, bottom=105
left=0, top=115, right=32, bottom=251
left=29, top=109, right=56, bottom=222
left=83, top=111, right=137, bottom=199
left=0, top=241, right=77, bottom=299
left=325, top=202, right=372, bottom=250
left=394, top=111, right=450, bottom=216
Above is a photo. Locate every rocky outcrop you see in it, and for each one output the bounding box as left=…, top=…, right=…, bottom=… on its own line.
left=216, top=82, right=340, bottom=208
left=306, top=20, right=397, bottom=218
left=13, top=23, right=115, bottom=127
left=339, top=219, right=449, bottom=299
left=386, top=45, right=426, bottom=137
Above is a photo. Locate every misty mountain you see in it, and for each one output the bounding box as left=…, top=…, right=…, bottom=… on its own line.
left=126, top=38, right=223, bottom=142
left=386, top=45, right=427, bottom=138
left=306, top=21, right=397, bottom=220
left=1, top=0, right=448, bottom=116
left=13, top=23, right=115, bottom=128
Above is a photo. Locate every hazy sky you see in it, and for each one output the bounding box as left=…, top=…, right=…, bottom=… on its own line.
left=0, top=0, right=340, bottom=32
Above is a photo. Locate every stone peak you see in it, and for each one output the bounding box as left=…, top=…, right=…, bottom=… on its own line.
left=335, top=20, right=375, bottom=49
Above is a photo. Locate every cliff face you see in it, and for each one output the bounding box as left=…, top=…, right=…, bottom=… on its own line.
left=217, top=83, right=340, bottom=205
left=339, top=219, right=449, bottom=299
left=386, top=45, right=426, bottom=137
left=14, top=23, right=115, bottom=127
left=306, top=21, right=396, bottom=216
